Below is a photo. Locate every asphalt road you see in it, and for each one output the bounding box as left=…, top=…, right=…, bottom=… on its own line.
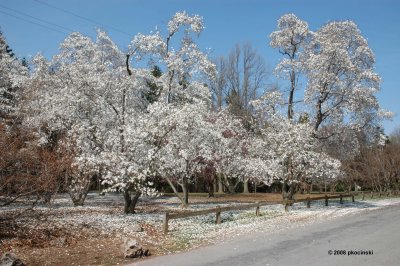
left=132, top=204, right=400, bottom=266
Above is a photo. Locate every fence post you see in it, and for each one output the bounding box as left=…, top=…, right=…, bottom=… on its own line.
left=306, top=197, right=311, bottom=208
left=340, top=194, right=343, bottom=204
left=216, top=207, right=221, bottom=224
left=163, top=212, right=169, bottom=234
left=325, top=195, right=329, bottom=206
left=255, top=201, right=260, bottom=216
left=362, top=192, right=365, bottom=200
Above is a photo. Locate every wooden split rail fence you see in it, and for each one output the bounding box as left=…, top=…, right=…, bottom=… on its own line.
left=163, top=193, right=356, bottom=234
left=360, top=190, right=398, bottom=200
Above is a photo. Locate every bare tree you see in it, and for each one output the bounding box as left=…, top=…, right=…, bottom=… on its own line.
left=390, top=126, right=400, bottom=145
left=343, top=137, right=400, bottom=193
left=0, top=122, right=71, bottom=207
left=211, top=43, right=268, bottom=120
left=225, top=43, right=268, bottom=120
left=211, top=43, right=269, bottom=193
left=210, top=56, right=227, bottom=111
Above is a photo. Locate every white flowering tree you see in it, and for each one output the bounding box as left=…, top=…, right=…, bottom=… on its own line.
left=23, top=30, right=153, bottom=211
left=303, top=20, right=392, bottom=138
left=269, top=16, right=391, bottom=196
left=270, top=14, right=311, bottom=120
left=120, top=12, right=217, bottom=207
left=251, top=92, right=341, bottom=201
left=142, top=102, right=218, bottom=207
left=0, top=32, right=28, bottom=121
left=208, top=110, right=247, bottom=193
left=127, top=11, right=215, bottom=105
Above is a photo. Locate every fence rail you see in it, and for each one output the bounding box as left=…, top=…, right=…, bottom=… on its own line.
left=163, top=193, right=358, bottom=234
left=359, top=190, right=399, bottom=199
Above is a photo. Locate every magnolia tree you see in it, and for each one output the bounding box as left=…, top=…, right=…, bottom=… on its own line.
left=0, top=32, right=28, bottom=120
left=119, top=11, right=217, bottom=207
left=303, top=20, right=392, bottom=135
left=142, top=102, right=219, bottom=207
left=270, top=13, right=311, bottom=120
left=271, top=15, right=391, bottom=152
left=23, top=30, right=152, bottom=210
left=251, top=91, right=341, bottom=201
left=23, top=11, right=217, bottom=210
left=269, top=14, right=391, bottom=196
left=209, top=111, right=248, bottom=193
left=127, top=11, right=215, bottom=105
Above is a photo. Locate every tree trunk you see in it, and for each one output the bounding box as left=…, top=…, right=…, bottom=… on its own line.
left=70, top=193, right=87, bottom=206
left=227, top=184, right=235, bottom=194
left=181, top=176, right=189, bottom=207
left=243, top=179, right=249, bottom=193
left=124, top=189, right=141, bottom=214
left=164, top=176, right=187, bottom=206
left=282, top=182, right=297, bottom=202
left=218, top=174, right=224, bottom=193
left=282, top=181, right=297, bottom=212
left=213, top=178, right=217, bottom=194
left=220, top=173, right=240, bottom=194
left=208, top=182, right=214, bottom=197
left=288, top=66, right=296, bottom=120
left=194, top=177, right=199, bottom=193
left=68, top=174, right=92, bottom=207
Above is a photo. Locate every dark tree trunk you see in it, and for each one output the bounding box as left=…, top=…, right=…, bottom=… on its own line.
left=207, top=176, right=215, bottom=197
left=282, top=182, right=297, bottom=201
left=70, top=193, right=87, bottom=206
left=288, top=68, right=295, bottom=120
left=208, top=183, right=214, bottom=197
left=220, top=174, right=240, bottom=194
left=68, top=174, right=92, bottom=207
left=282, top=182, right=297, bottom=211
left=124, top=190, right=141, bottom=214
left=227, top=184, right=236, bottom=194
left=181, top=176, right=189, bottom=207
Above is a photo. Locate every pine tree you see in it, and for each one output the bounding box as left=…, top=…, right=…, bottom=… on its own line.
left=143, top=65, right=162, bottom=104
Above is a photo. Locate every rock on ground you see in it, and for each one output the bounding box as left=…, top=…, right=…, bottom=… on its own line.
left=0, top=253, right=26, bottom=266
left=123, top=238, right=151, bottom=259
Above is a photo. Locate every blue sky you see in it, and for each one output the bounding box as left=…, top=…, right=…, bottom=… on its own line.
left=1, top=0, right=399, bottom=134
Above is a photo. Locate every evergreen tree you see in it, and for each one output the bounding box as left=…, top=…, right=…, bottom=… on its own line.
left=143, top=65, right=162, bottom=104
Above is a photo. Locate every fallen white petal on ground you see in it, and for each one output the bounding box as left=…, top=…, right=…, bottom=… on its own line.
left=3, top=193, right=400, bottom=255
